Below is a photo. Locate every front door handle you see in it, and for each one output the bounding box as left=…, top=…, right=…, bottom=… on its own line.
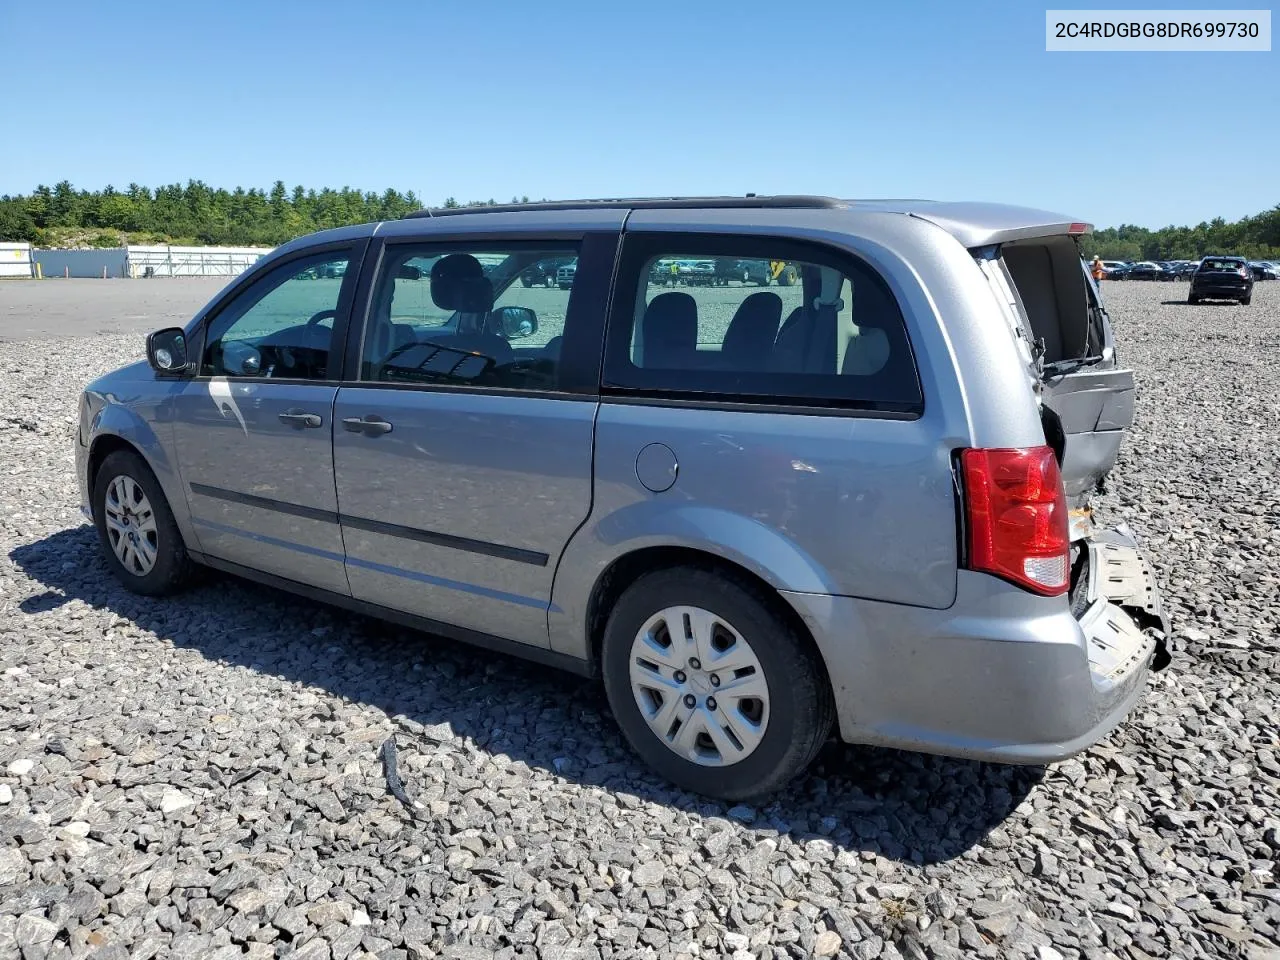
left=278, top=409, right=322, bottom=428
left=342, top=416, right=393, bottom=436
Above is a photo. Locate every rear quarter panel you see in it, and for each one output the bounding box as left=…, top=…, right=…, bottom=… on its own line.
left=549, top=213, right=1045, bottom=659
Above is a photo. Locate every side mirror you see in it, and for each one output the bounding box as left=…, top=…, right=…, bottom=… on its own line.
left=146, top=328, right=189, bottom=375
left=494, top=305, right=537, bottom=340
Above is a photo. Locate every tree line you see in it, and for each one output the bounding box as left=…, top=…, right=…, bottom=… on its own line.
left=1, top=181, right=1277, bottom=259
left=0, top=180, right=525, bottom=248
left=1079, top=206, right=1280, bottom=261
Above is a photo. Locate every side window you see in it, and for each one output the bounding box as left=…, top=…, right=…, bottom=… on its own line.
left=360, top=245, right=579, bottom=391
left=604, top=240, right=922, bottom=412
left=202, top=252, right=350, bottom=379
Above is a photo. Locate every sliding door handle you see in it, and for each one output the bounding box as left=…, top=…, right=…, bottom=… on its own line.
left=342, top=416, right=393, bottom=436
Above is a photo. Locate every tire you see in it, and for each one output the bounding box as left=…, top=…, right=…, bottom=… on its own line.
left=521, top=277, right=533, bottom=288
left=92, top=449, right=193, bottom=596
left=601, top=566, right=834, bottom=801
left=1240, top=296, right=1251, bottom=305
left=1188, top=295, right=1200, bottom=304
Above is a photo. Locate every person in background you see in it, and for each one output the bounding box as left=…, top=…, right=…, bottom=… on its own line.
left=1091, top=256, right=1106, bottom=282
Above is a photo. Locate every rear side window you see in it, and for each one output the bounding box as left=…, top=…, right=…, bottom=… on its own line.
left=602, top=235, right=922, bottom=414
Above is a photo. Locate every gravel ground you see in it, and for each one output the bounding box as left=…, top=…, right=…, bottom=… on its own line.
left=1, top=280, right=1278, bottom=960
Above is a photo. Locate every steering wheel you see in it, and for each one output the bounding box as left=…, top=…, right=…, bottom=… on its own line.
left=306, top=309, right=336, bottom=327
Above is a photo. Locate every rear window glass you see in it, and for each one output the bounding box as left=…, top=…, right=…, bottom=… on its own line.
left=1200, top=259, right=1245, bottom=271
left=603, top=238, right=922, bottom=414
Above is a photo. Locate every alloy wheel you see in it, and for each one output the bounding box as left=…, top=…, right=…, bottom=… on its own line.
left=103, top=474, right=159, bottom=576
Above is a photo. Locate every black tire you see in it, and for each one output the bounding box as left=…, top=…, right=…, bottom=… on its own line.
left=601, top=566, right=834, bottom=801
left=1188, top=295, right=1200, bottom=305
left=1240, top=295, right=1251, bottom=305
left=521, top=277, right=533, bottom=288
left=92, top=449, right=193, bottom=596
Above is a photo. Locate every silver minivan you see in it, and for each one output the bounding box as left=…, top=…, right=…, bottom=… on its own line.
left=76, top=196, right=1170, bottom=799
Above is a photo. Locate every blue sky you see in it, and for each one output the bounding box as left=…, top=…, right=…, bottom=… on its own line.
left=0, top=1, right=1275, bottom=227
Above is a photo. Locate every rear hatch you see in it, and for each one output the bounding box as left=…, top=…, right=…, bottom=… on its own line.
left=971, top=230, right=1170, bottom=673
left=973, top=233, right=1134, bottom=514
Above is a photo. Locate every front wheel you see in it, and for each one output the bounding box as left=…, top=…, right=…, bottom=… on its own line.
left=92, top=450, right=193, bottom=596
left=601, top=567, right=834, bottom=800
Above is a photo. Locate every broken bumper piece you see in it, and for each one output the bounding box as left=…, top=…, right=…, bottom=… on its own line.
left=1081, top=524, right=1172, bottom=675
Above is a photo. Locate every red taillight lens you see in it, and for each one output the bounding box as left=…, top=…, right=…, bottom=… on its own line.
left=1239, top=267, right=1250, bottom=278
left=960, top=446, right=1070, bottom=596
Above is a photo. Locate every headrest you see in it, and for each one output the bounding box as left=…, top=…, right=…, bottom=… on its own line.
left=640, top=292, right=698, bottom=367
left=642, top=292, right=697, bottom=342
left=723, top=292, right=783, bottom=358
left=430, top=254, right=493, bottom=312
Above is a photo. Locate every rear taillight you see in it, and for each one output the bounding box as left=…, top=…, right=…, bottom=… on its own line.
left=1239, top=267, right=1250, bottom=278
left=959, top=446, right=1070, bottom=596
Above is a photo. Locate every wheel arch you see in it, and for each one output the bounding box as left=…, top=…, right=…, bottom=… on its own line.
left=583, top=545, right=833, bottom=693
left=87, top=433, right=147, bottom=499
left=85, top=416, right=200, bottom=554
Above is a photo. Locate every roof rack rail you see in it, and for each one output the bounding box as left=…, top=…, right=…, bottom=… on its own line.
left=405, top=195, right=846, bottom=219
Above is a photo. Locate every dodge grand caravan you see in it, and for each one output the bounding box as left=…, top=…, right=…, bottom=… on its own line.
left=76, top=196, right=1171, bottom=800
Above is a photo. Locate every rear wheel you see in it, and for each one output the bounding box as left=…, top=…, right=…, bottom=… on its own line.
left=1188, top=295, right=1200, bottom=304
left=92, top=450, right=193, bottom=596
left=1240, top=295, right=1251, bottom=305
left=601, top=567, right=834, bottom=800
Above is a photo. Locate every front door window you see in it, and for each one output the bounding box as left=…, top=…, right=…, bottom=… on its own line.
left=202, top=253, right=350, bottom=380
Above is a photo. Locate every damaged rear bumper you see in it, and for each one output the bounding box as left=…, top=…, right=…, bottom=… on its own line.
left=783, top=525, right=1170, bottom=765
left=1080, top=524, right=1172, bottom=673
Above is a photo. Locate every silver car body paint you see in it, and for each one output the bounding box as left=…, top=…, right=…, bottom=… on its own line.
left=77, top=199, right=1165, bottom=766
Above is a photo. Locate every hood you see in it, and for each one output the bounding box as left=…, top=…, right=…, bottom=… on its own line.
left=85, top=359, right=154, bottom=396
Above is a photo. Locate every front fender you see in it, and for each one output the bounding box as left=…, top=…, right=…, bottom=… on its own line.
left=548, top=501, right=836, bottom=659
left=86, top=383, right=199, bottom=552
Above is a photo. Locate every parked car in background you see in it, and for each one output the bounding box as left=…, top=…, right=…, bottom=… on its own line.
left=81, top=196, right=1170, bottom=800
left=1190, top=256, right=1254, bottom=304
left=1103, top=261, right=1132, bottom=279
left=682, top=260, right=717, bottom=285
left=1126, top=261, right=1166, bottom=281
left=1247, top=261, right=1278, bottom=281
left=521, top=256, right=574, bottom=287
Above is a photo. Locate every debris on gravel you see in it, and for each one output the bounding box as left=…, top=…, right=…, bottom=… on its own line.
left=1, top=281, right=1278, bottom=959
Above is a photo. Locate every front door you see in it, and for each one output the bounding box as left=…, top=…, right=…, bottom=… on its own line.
left=332, top=237, right=613, bottom=647
left=171, top=245, right=361, bottom=594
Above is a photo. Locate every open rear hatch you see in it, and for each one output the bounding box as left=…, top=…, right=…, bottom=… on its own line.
left=980, top=235, right=1136, bottom=511
left=973, top=231, right=1170, bottom=676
